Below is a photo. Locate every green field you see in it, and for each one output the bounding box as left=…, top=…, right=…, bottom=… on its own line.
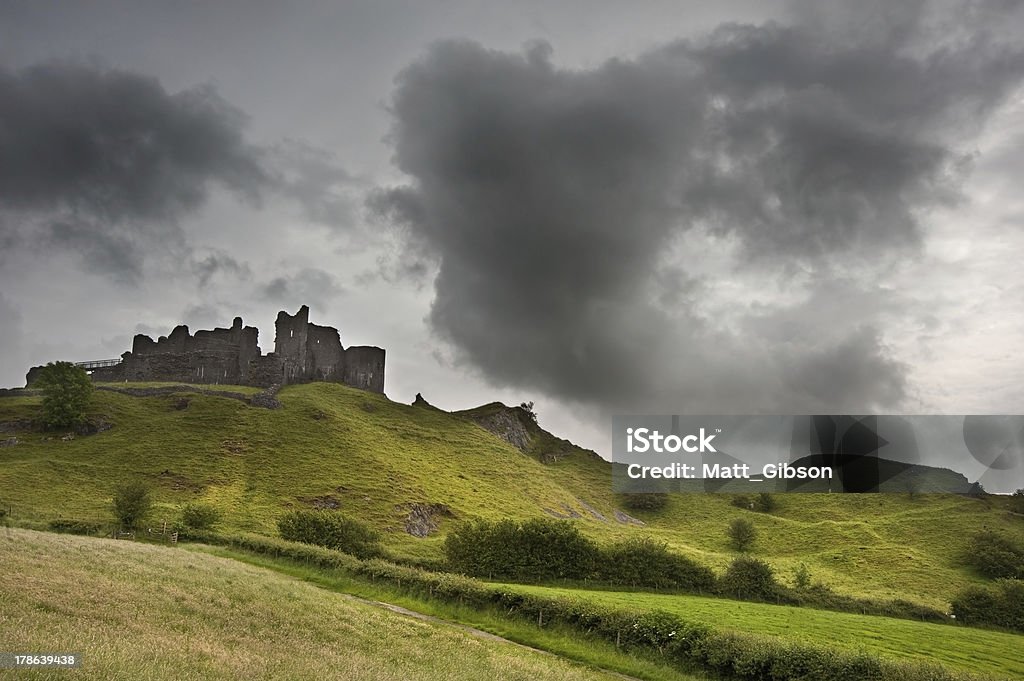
left=1, top=381, right=1022, bottom=612
left=0, top=529, right=627, bottom=681
left=500, top=583, right=1024, bottom=678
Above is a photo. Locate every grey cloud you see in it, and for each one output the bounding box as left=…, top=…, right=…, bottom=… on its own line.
left=45, top=220, right=143, bottom=284
left=259, top=268, right=343, bottom=306
left=0, top=61, right=267, bottom=282
left=373, top=2, right=1024, bottom=414
left=191, top=252, right=252, bottom=287
left=0, top=294, right=27, bottom=386
left=182, top=303, right=231, bottom=331
left=269, top=140, right=365, bottom=233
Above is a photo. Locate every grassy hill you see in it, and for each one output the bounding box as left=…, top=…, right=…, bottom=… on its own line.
left=1, top=381, right=1022, bottom=610
left=0, top=529, right=625, bottom=681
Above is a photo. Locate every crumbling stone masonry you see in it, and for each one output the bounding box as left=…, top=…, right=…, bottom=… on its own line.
left=26, top=305, right=385, bottom=393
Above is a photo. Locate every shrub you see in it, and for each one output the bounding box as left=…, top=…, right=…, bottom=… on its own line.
left=727, top=517, right=757, bottom=552
left=180, top=502, right=222, bottom=530
left=951, top=579, right=1024, bottom=632
left=719, top=556, right=780, bottom=601
left=598, top=536, right=716, bottom=592
left=519, top=401, right=538, bottom=423
left=112, top=481, right=153, bottom=530
left=732, top=494, right=775, bottom=513
left=444, top=518, right=598, bottom=581
left=793, top=562, right=811, bottom=589
left=619, top=493, right=669, bottom=512
left=754, top=492, right=776, bottom=513
left=963, top=530, right=1024, bottom=579
left=33, top=361, right=93, bottom=430
left=277, top=510, right=382, bottom=559
left=48, top=518, right=101, bottom=535
left=730, top=495, right=754, bottom=510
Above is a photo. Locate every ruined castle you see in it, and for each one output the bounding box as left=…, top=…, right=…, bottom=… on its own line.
left=27, top=305, right=385, bottom=393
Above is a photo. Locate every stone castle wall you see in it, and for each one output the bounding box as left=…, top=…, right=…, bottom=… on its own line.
left=29, top=305, right=385, bottom=393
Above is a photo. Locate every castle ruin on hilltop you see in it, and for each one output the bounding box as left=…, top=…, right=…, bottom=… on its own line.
left=25, top=305, right=385, bottom=393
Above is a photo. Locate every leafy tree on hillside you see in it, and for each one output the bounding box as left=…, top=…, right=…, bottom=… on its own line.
left=519, top=401, right=538, bottom=423
left=33, top=361, right=92, bottom=430
left=112, top=481, right=153, bottom=530
left=719, top=556, right=779, bottom=600
left=727, top=517, right=757, bottom=552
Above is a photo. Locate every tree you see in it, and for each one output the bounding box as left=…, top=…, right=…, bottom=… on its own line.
left=112, top=481, right=153, bottom=530
left=719, top=556, right=779, bottom=600
left=727, top=517, right=757, bottom=552
left=519, top=401, right=538, bottom=423
left=33, top=361, right=92, bottom=430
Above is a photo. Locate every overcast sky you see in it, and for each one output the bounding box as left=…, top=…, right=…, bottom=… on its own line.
left=2, top=0, right=1024, bottom=466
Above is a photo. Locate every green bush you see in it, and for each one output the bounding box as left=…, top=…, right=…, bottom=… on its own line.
left=727, top=517, right=757, bottom=551
left=48, top=518, right=101, bottom=535
left=951, top=579, right=1024, bottom=632
left=731, top=493, right=776, bottom=513
left=33, top=361, right=93, bottom=430
left=277, top=510, right=381, bottom=559
left=793, top=563, right=811, bottom=589
left=963, top=530, right=1024, bottom=579
left=619, top=493, right=669, bottom=512
left=719, top=556, right=780, bottom=601
left=180, top=502, right=222, bottom=530
left=111, top=481, right=153, bottom=530
left=598, top=536, right=716, bottom=593
left=444, top=518, right=598, bottom=581
left=754, top=492, right=776, bottom=513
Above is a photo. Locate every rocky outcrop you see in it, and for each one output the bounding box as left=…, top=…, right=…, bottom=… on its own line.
left=466, top=406, right=533, bottom=452
left=400, top=503, right=454, bottom=538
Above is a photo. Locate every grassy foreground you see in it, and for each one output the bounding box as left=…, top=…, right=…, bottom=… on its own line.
left=0, top=529, right=625, bottom=681
left=501, top=583, right=1024, bottom=679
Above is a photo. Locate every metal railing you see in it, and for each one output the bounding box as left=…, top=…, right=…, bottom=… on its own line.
left=74, top=359, right=122, bottom=370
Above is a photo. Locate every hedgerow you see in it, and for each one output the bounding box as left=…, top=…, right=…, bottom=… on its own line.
left=194, top=532, right=991, bottom=681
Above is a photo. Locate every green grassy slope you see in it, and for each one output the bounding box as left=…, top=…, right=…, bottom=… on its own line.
left=1, top=382, right=1022, bottom=609
left=0, top=529, right=624, bottom=681
left=501, top=583, right=1024, bottom=679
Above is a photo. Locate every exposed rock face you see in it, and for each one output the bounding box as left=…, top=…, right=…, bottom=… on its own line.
left=401, top=503, right=454, bottom=538
left=613, top=509, right=645, bottom=526
left=26, top=305, right=385, bottom=394
left=469, top=407, right=533, bottom=452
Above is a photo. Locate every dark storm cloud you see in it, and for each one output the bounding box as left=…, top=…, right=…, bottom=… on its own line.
left=373, top=3, right=1024, bottom=413
left=0, top=61, right=266, bottom=282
